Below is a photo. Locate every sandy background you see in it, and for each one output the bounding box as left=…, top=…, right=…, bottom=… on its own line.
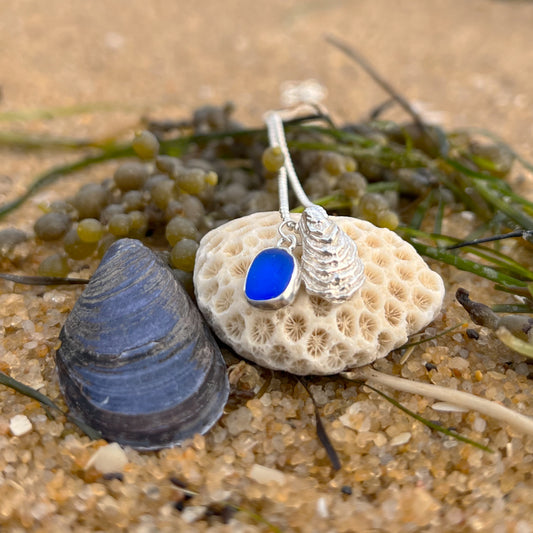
left=2, top=0, right=533, bottom=140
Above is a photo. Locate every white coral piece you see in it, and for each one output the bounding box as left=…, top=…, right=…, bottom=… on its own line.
left=194, top=212, right=445, bottom=375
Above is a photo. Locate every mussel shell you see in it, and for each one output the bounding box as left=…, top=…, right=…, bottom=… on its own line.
left=55, top=238, right=229, bottom=450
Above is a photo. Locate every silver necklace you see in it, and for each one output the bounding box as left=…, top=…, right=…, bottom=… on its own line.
left=244, top=111, right=365, bottom=309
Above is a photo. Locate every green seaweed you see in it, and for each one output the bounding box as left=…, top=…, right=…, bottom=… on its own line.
left=0, top=144, right=134, bottom=218
left=2, top=110, right=533, bottom=316
left=340, top=375, right=493, bottom=453
left=0, top=102, right=143, bottom=122
left=401, top=323, right=465, bottom=349
left=362, top=383, right=494, bottom=453
left=0, top=371, right=101, bottom=440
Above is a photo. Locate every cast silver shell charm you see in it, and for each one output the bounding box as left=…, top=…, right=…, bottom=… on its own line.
left=299, top=205, right=365, bottom=303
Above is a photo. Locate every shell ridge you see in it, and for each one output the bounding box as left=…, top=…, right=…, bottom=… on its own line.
left=298, top=206, right=365, bottom=303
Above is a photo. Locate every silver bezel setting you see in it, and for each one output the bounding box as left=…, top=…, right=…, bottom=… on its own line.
left=245, top=248, right=301, bottom=310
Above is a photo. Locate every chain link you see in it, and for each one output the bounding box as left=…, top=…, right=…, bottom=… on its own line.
left=264, top=111, right=314, bottom=224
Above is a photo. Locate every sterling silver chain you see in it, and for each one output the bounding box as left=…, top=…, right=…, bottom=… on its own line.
left=261, top=110, right=366, bottom=304
left=264, top=111, right=314, bottom=222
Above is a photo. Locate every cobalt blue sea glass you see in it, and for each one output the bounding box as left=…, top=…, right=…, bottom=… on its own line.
left=245, top=247, right=298, bottom=306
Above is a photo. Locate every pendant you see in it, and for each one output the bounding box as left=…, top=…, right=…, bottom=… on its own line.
left=244, top=110, right=365, bottom=309
left=245, top=247, right=301, bottom=309
left=298, top=206, right=365, bottom=303
left=244, top=207, right=365, bottom=309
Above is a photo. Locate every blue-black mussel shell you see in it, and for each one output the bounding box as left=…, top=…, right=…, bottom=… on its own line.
left=55, top=238, right=229, bottom=450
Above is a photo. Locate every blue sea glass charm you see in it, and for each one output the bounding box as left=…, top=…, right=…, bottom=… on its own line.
left=245, top=248, right=300, bottom=309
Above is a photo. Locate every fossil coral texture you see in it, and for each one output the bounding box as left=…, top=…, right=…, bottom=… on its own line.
left=194, top=212, right=445, bottom=375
